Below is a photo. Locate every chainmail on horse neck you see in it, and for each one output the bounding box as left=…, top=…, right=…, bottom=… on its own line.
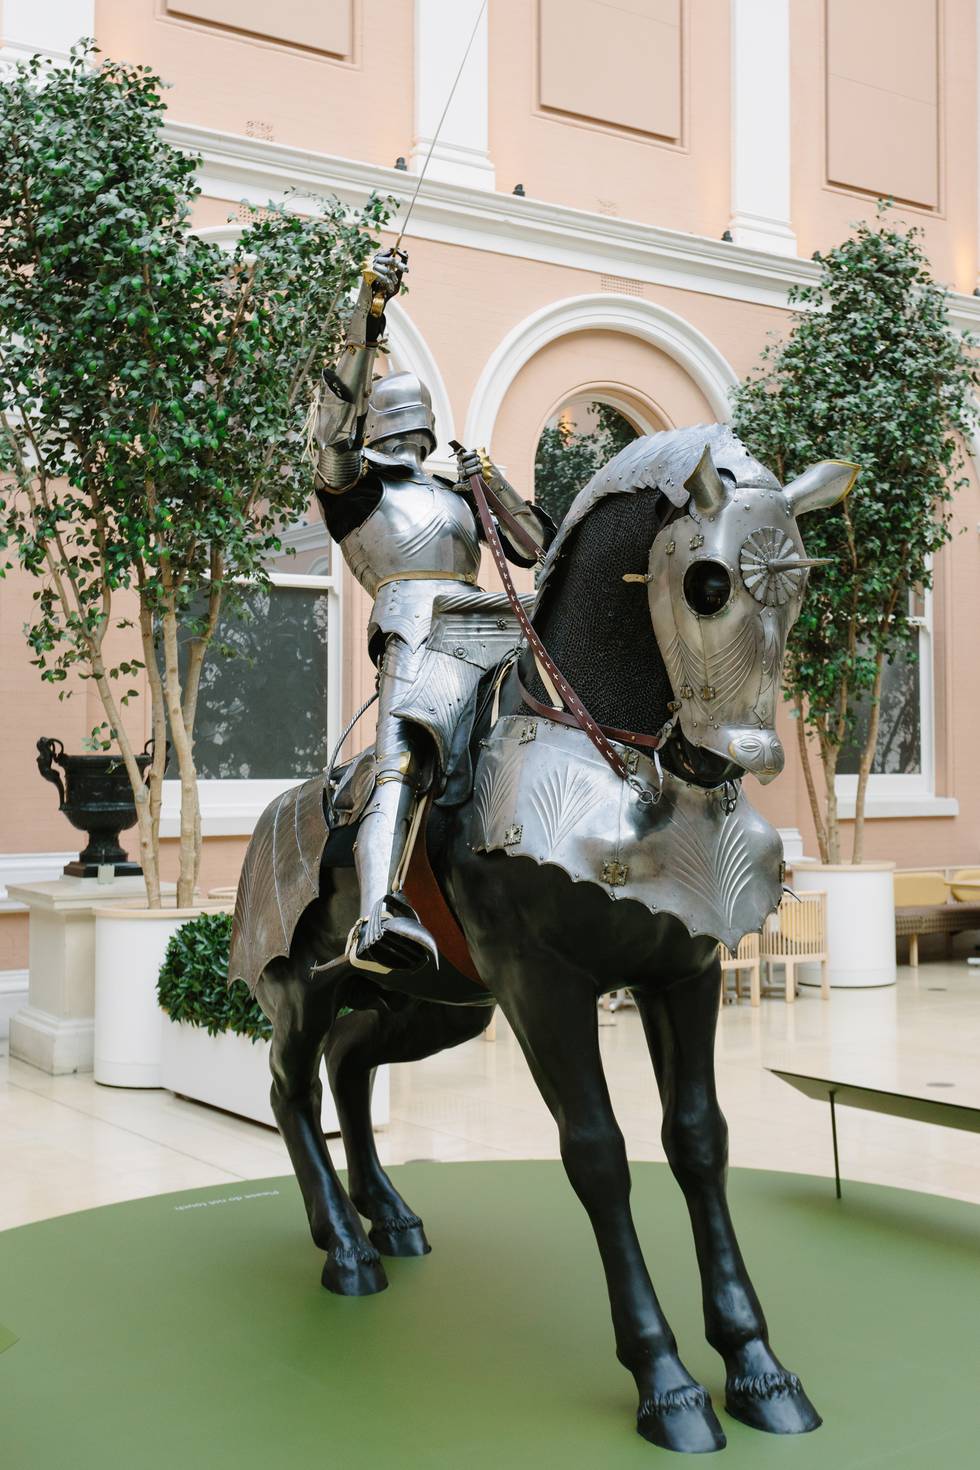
left=521, top=488, right=679, bottom=737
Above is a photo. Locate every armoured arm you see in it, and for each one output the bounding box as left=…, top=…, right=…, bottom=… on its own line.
left=456, top=447, right=557, bottom=566
left=314, top=250, right=405, bottom=492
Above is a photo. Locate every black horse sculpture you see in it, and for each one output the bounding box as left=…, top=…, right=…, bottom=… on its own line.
left=229, top=427, right=857, bottom=1453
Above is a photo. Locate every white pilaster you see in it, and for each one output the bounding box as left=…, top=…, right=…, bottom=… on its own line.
left=728, top=0, right=797, bottom=255
left=410, top=0, right=495, bottom=191
left=1, top=0, right=95, bottom=62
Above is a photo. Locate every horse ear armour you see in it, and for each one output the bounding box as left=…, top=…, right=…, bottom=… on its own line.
left=783, top=460, right=859, bottom=516
left=685, top=444, right=728, bottom=517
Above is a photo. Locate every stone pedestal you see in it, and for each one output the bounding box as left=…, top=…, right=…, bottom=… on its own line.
left=7, top=878, right=174, bottom=1074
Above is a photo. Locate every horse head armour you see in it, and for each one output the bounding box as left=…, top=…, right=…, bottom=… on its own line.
left=538, top=425, right=857, bottom=785
left=648, top=433, right=857, bottom=782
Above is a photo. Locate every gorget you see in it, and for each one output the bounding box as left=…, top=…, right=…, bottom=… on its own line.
left=469, top=716, right=783, bottom=952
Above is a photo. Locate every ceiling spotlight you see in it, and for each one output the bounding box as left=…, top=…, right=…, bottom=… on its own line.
left=394, top=156, right=408, bottom=171
left=512, top=183, right=526, bottom=197
left=720, top=229, right=733, bottom=242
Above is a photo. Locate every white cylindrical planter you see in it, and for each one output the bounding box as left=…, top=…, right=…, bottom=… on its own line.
left=160, top=1019, right=389, bottom=1132
left=93, top=906, right=224, bottom=1087
left=792, top=861, right=896, bottom=989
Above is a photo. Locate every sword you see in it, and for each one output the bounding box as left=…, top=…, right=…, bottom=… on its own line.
left=364, top=0, right=489, bottom=316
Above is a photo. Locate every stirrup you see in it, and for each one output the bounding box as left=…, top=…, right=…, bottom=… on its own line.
left=347, top=894, right=439, bottom=975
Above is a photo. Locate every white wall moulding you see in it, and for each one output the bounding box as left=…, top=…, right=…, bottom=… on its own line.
left=836, top=795, right=959, bottom=821
left=826, top=0, right=939, bottom=210
left=0, top=0, right=95, bottom=62
left=728, top=0, right=796, bottom=255
left=538, top=0, right=682, bottom=145
left=160, top=777, right=304, bottom=838
left=0, top=852, right=78, bottom=912
left=464, top=294, right=739, bottom=448
left=166, top=120, right=980, bottom=334
left=163, top=0, right=353, bottom=60
left=0, top=970, right=29, bottom=1041
left=411, top=0, right=494, bottom=191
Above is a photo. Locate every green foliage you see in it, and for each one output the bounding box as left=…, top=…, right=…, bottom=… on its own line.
left=0, top=44, right=391, bottom=901
left=157, top=912, right=270, bottom=1042
left=533, top=403, right=636, bottom=526
left=730, top=206, right=978, bottom=856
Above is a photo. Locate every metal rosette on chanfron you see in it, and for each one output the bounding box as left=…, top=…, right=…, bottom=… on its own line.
left=739, top=526, right=806, bottom=606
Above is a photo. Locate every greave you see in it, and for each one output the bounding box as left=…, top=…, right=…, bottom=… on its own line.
left=353, top=774, right=418, bottom=919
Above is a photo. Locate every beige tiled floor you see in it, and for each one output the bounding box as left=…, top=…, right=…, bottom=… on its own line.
left=2, top=956, right=978, bottom=1232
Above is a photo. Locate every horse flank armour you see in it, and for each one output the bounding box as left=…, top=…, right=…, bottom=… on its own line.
left=470, top=715, right=783, bottom=954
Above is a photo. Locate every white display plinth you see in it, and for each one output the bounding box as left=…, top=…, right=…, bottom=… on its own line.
left=7, top=877, right=174, bottom=1074
left=792, top=861, right=896, bottom=989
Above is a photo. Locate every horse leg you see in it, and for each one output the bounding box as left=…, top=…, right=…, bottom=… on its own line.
left=325, top=998, right=493, bottom=1257
left=634, top=957, right=821, bottom=1435
left=256, top=963, right=388, bottom=1297
left=496, top=959, right=725, bottom=1454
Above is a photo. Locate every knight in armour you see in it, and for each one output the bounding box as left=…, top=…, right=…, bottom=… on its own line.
left=313, top=249, right=554, bottom=972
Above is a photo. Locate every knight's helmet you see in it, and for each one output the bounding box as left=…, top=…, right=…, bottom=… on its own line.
left=364, top=371, right=436, bottom=451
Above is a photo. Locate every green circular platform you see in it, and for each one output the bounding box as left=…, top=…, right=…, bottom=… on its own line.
left=1, top=1162, right=978, bottom=1467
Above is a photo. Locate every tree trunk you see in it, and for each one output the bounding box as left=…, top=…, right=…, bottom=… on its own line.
left=158, top=598, right=200, bottom=908
left=816, top=725, right=841, bottom=865
left=852, top=651, right=886, bottom=865
left=90, top=658, right=162, bottom=906
left=138, top=598, right=169, bottom=899
left=794, top=698, right=829, bottom=864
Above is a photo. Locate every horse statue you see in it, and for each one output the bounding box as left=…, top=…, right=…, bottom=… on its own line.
left=229, top=424, right=857, bottom=1454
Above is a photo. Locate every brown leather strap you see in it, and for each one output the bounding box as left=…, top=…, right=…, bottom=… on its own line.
left=516, top=676, right=666, bottom=752
left=464, top=470, right=636, bottom=786
left=479, top=478, right=546, bottom=563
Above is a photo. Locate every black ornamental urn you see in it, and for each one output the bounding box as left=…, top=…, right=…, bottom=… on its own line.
left=36, top=737, right=156, bottom=878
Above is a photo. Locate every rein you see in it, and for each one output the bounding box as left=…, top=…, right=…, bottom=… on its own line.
left=462, top=467, right=669, bottom=805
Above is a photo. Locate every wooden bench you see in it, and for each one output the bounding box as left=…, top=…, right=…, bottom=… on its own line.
left=893, top=870, right=980, bottom=966
left=770, top=1068, right=980, bottom=1197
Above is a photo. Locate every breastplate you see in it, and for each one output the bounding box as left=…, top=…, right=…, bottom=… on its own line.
left=341, top=474, right=481, bottom=596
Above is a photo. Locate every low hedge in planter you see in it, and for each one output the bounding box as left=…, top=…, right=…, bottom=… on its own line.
left=157, top=912, right=270, bottom=1042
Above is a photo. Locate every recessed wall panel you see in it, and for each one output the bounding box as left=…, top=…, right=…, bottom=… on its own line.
left=539, top=0, right=681, bottom=142
left=165, top=0, right=353, bottom=58
left=826, top=0, right=938, bottom=207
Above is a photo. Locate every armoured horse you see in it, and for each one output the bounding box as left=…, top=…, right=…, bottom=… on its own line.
left=229, top=425, right=858, bottom=1454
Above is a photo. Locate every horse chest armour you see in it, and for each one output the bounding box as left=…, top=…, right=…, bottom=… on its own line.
left=470, top=716, right=783, bottom=953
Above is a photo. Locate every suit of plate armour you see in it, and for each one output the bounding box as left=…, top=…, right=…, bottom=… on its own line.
left=313, top=249, right=551, bottom=969
left=337, top=469, right=486, bottom=954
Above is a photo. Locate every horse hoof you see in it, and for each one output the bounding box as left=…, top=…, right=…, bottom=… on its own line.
left=725, top=1372, right=821, bottom=1435
left=637, top=1386, right=726, bottom=1454
left=321, top=1246, right=388, bottom=1297
left=369, top=1216, right=432, bottom=1258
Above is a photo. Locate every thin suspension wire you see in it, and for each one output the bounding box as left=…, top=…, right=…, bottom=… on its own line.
left=393, top=0, right=489, bottom=252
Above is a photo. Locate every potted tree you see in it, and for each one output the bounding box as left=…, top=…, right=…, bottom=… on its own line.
left=732, top=207, right=978, bottom=986
left=156, top=914, right=388, bottom=1129
left=0, top=48, right=390, bottom=1079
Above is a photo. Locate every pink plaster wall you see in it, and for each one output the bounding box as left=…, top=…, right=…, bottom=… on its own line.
left=790, top=0, right=978, bottom=292
left=488, top=0, right=732, bottom=236
left=94, top=0, right=413, bottom=166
